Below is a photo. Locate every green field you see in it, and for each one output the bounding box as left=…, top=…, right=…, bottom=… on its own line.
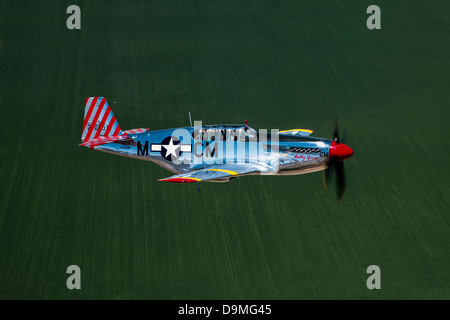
left=0, top=0, right=449, bottom=299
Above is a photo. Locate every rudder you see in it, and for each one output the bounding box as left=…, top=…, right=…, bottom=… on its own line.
left=81, top=97, right=123, bottom=142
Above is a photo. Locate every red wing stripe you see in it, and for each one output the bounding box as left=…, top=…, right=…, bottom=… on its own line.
left=84, top=98, right=106, bottom=142
left=158, top=177, right=199, bottom=183
left=82, top=97, right=98, bottom=134
left=93, top=107, right=111, bottom=139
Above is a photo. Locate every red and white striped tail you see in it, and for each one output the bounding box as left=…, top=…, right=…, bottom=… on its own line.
left=81, top=97, right=123, bottom=142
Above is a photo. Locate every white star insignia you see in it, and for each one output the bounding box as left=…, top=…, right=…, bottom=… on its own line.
left=163, top=138, right=180, bottom=158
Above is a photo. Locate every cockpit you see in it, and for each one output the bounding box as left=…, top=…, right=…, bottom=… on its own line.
left=192, top=124, right=258, bottom=142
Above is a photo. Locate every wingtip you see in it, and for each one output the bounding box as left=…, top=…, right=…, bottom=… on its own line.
left=158, top=177, right=201, bottom=183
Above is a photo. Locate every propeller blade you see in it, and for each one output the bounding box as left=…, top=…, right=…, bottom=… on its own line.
left=323, top=119, right=350, bottom=201
left=333, top=120, right=340, bottom=144
left=323, top=158, right=333, bottom=190
left=335, top=160, right=347, bottom=202
left=323, top=168, right=329, bottom=190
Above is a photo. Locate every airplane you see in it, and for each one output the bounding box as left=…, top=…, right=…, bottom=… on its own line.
left=80, top=97, right=353, bottom=200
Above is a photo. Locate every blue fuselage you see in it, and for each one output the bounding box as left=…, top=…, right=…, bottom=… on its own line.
left=94, top=125, right=332, bottom=177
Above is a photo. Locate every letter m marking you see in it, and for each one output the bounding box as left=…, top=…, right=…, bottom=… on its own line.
left=137, top=141, right=149, bottom=156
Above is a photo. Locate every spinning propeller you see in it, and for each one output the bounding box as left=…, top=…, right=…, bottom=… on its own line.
left=323, top=121, right=353, bottom=201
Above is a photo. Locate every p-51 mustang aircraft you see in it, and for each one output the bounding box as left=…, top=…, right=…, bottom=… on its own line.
left=80, top=97, right=353, bottom=199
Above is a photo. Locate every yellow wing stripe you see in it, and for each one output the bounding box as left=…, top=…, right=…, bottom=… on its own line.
left=207, top=169, right=239, bottom=176
left=186, top=177, right=202, bottom=181
left=279, top=128, right=313, bottom=134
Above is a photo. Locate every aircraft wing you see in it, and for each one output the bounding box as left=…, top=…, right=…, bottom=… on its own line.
left=278, top=129, right=313, bottom=136
left=158, top=164, right=262, bottom=183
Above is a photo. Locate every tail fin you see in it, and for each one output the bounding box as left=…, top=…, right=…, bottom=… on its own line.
left=81, top=97, right=123, bottom=142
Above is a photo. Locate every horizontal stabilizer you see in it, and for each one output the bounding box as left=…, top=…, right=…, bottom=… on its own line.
left=123, top=128, right=150, bottom=134
left=79, top=134, right=130, bottom=148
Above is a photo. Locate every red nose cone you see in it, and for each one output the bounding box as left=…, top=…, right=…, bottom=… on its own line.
left=329, top=141, right=353, bottom=160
